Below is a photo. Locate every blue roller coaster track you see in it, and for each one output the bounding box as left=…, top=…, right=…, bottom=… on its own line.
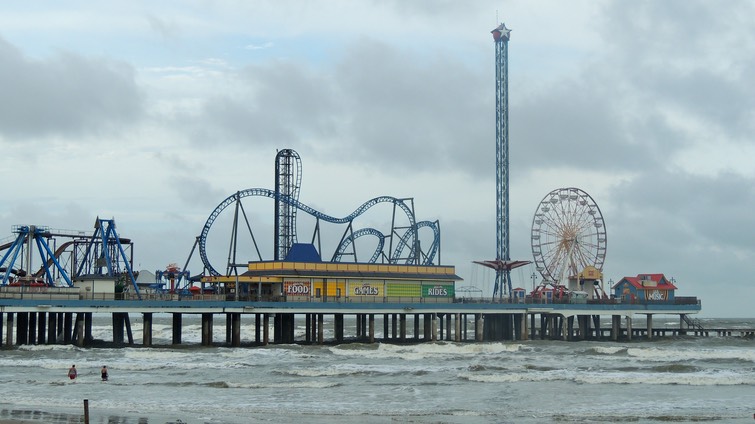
left=197, top=188, right=442, bottom=277
left=333, top=220, right=440, bottom=265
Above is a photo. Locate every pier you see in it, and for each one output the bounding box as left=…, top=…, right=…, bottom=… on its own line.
left=0, top=294, right=721, bottom=348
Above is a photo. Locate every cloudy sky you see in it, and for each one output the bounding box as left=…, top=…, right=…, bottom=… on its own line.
left=0, top=1, right=752, bottom=317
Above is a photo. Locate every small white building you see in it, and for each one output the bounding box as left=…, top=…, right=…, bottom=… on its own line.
left=74, top=275, right=116, bottom=300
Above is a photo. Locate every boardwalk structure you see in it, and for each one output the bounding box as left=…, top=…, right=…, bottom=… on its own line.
left=0, top=295, right=706, bottom=348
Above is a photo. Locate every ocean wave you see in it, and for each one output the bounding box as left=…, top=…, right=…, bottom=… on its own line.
left=16, top=344, right=79, bottom=352
left=459, top=371, right=553, bottom=383
left=232, top=381, right=341, bottom=389
left=136, top=379, right=341, bottom=389
left=523, top=364, right=560, bottom=372
left=277, top=366, right=378, bottom=378
left=648, top=363, right=700, bottom=373
left=551, top=412, right=741, bottom=422
left=458, top=369, right=754, bottom=386
left=279, top=362, right=455, bottom=378
left=626, top=346, right=755, bottom=363
left=573, top=371, right=752, bottom=386
left=113, top=346, right=314, bottom=369
left=327, top=341, right=525, bottom=360
left=582, top=346, right=629, bottom=356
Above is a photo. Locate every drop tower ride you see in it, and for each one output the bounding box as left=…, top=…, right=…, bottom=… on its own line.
left=475, top=23, right=530, bottom=300
left=493, top=22, right=512, bottom=299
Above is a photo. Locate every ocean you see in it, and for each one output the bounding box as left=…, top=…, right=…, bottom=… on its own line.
left=0, top=315, right=752, bottom=423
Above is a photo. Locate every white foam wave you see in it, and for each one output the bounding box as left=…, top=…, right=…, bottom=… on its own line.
left=229, top=381, right=340, bottom=389
left=282, top=366, right=368, bottom=377
left=460, top=371, right=557, bottom=383
left=328, top=341, right=525, bottom=360
left=460, top=369, right=754, bottom=386
left=627, top=346, right=755, bottom=362
left=282, top=362, right=439, bottom=377
left=574, top=370, right=754, bottom=385
left=16, top=344, right=79, bottom=352
left=590, top=346, right=627, bottom=355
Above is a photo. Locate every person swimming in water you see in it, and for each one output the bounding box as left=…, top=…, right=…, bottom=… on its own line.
left=68, top=365, right=77, bottom=380
left=101, top=366, right=108, bottom=381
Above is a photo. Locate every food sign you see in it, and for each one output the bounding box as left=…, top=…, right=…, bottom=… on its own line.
left=284, top=281, right=311, bottom=296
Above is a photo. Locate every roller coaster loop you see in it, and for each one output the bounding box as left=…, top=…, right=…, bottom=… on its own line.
left=198, top=188, right=441, bottom=277
left=332, top=220, right=440, bottom=265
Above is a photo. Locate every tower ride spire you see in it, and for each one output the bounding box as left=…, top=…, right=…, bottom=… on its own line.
left=492, top=22, right=512, bottom=299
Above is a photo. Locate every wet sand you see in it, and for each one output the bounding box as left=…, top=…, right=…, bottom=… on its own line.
left=0, top=407, right=173, bottom=423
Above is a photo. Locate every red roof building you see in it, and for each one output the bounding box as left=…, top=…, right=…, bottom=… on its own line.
left=612, top=274, right=677, bottom=303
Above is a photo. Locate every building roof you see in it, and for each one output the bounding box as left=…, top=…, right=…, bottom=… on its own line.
left=612, top=274, right=677, bottom=290
left=284, top=243, right=322, bottom=262
left=239, top=260, right=461, bottom=282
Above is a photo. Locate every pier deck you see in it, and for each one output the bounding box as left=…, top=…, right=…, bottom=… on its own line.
left=0, top=295, right=718, bottom=348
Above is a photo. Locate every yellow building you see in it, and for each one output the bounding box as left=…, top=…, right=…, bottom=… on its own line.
left=204, top=260, right=461, bottom=303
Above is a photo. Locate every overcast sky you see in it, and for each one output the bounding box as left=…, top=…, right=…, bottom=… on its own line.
left=0, top=1, right=752, bottom=317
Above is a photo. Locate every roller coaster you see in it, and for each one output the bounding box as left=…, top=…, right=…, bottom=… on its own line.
left=192, top=149, right=443, bottom=281
left=0, top=150, right=444, bottom=296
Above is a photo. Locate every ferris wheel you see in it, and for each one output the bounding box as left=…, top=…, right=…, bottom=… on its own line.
left=530, top=187, right=607, bottom=285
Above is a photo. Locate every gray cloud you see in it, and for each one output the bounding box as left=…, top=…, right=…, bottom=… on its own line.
left=598, top=1, right=755, bottom=139
left=0, top=37, right=143, bottom=139
left=178, top=38, right=492, bottom=177
left=507, top=0, right=755, bottom=176
left=512, top=77, right=641, bottom=171
left=182, top=60, right=339, bottom=150
left=610, top=170, right=755, bottom=254
left=333, top=39, right=490, bottom=174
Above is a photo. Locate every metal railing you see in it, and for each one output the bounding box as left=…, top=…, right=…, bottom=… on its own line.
left=0, top=286, right=700, bottom=307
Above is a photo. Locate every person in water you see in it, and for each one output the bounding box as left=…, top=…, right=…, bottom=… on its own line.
left=68, top=365, right=77, bottom=380
left=101, top=366, right=108, bottom=381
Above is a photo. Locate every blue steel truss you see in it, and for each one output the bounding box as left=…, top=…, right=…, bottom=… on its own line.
left=76, top=218, right=141, bottom=299
left=492, top=23, right=512, bottom=300
left=0, top=225, right=74, bottom=287
left=198, top=189, right=441, bottom=277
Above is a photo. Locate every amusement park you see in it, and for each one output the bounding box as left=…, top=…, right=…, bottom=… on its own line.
left=0, top=22, right=705, bottom=348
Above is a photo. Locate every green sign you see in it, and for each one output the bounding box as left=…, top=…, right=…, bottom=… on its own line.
left=422, top=284, right=454, bottom=297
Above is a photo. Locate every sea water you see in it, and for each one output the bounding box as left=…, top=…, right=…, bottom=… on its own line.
left=0, top=316, right=752, bottom=423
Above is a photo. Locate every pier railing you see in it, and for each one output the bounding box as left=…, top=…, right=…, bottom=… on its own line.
left=0, top=286, right=80, bottom=300
left=0, top=286, right=700, bottom=308
left=464, top=295, right=701, bottom=306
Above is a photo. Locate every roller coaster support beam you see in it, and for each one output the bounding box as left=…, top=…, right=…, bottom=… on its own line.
left=77, top=218, right=141, bottom=299
left=0, top=225, right=73, bottom=287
